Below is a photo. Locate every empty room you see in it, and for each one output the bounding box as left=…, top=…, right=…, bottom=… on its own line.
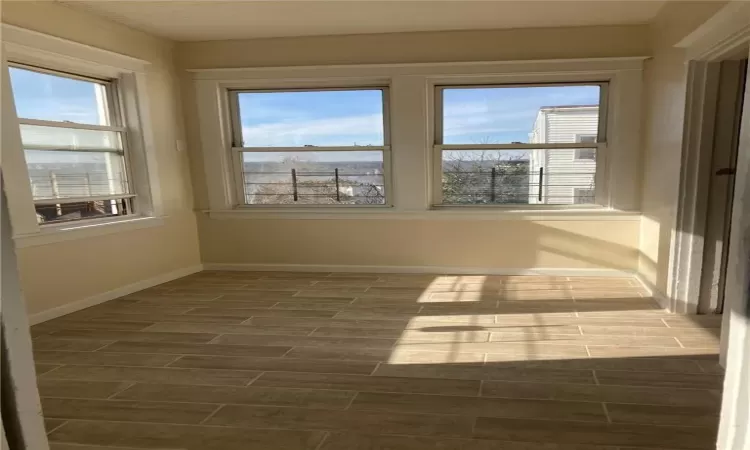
left=1, top=1, right=749, bottom=449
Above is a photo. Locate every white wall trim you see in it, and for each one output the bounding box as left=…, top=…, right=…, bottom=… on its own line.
left=1, top=24, right=149, bottom=75
left=2, top=183, right=50, bottom=449
left=13, top=216, right=164, bottom=249
left=187, top=56, right=648, bottom=77
left=204, top=262, right=634, bottom=278
left=204, top=209, right=642, bottom=222
left=28, top=264, right=204, bottom=325
left=676, top=1, right=750, bottom=62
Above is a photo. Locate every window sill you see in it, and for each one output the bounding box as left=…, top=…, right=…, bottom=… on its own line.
left=205, top=208, right=641, bottom=221
left=13, top=216, right=165, bottom=249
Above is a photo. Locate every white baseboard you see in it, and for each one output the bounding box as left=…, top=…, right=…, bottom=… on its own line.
left=28, top=264, right=204, bottom=325
left=634, top=273, right=672, bottom=311
left=203, top=263, right=634, bottom=278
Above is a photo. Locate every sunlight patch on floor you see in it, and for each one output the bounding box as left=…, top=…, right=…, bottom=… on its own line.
left=386, top=311, right=721, bottom=365
left=413, top=276, right=489, bottom=303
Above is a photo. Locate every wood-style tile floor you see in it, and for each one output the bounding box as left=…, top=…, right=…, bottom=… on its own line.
left=32, top=271, right=723, bottom=450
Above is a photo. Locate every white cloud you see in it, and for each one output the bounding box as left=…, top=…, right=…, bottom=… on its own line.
left=441, top=87, right=599, bottom=140
left=242, top=101, right=533, bottom=147
left=442, top=101, right=538, bottom=138
left=19, top=99, right=100, bottom=124
left=240, top=92, right=595, bottom=147
left=243, top=113, right=383, bottom=147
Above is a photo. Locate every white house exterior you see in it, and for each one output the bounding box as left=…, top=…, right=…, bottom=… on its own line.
left=528, top=105, right=598, bottom=204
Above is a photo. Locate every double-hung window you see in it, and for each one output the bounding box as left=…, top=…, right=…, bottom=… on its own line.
left=8, top=64, right=134, bottom=224
left=228, top=88, right=390, bottom=206
left=434, top=82, right=607, bottom=206
left=575, top=135, right=597, bottom=161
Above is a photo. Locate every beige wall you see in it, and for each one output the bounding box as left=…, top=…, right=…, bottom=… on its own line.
left=17, top=217, right=199, bottom=316
left=179, top=25, right=647, bottom=273
left=177, top=25, right=650, bottom=69
left=638, top=1, right=726, bottom=294
left=2, top=2, right=201, bottom=315
left=180, top=25, right=651, bottom=211
left=199, top=217, right=640, bottom=271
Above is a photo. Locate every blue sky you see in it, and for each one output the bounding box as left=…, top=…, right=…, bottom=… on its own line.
left=9, top=67, right=104, bottom=125
left=9, top=66, right=107, bottom=165
left=238, top=85, right=599, bottom=161
left=238, top=86, right=599, bottom=148
left=9, top=65, right=600, bottom=164
left=442, top=85, right=600, bottom=144
left=239, top=89, right=385, bottom=148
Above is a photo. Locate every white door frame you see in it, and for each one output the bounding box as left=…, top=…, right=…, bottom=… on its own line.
left=672, top=59, right=746, bottom=316
left=1, top=183, right=50, bottom=449
left=670, top=0, right=750, bottom=316
left=1, top=182, right=50, bottom=450
left=674, top=2, right=750, bottom=448
left=716, top=57, right=750, bottom=450
left=698, top=60, right=746, bottom=315
left=1, top=54, right=50, bottom=449
left=669, top=59, right=721, bottom=315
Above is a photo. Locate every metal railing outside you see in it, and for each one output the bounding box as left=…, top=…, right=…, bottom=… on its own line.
left=442, top=168, right=595, bottom=205
left=242, top=168, right=386, bottom=205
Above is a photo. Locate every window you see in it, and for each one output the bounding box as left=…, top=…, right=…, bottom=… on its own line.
left=434, top=83, right=606, bottom=206
left=8, top=65, right=133, bottom=224
left=574, top=188, right=595, bottom=204
left=229, top=88, right=389, bottom=206
left=575, top=135, right=597, bottom=160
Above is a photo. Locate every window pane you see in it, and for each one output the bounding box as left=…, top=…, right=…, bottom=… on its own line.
left=20, top=125, right=122, bottom=151
left=25, top=150, right=129, bottom=200
left=442, top=85, right=601, bottom=145
left=442, top=149, right=596, bottom=205
left=575, top=148, right=596, bottom=161
left=242, top=151, right=385, bottom=205
left=35, top=198, right=131, bottom=225
left=574, top=188, right=596, bottom=205
left=9, top=66, right=109, bottom=125
left=237, top=90, right=385, bottom=147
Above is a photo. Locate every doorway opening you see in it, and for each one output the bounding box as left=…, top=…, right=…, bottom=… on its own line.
left=671, top=46, right=750, bottom=319
left=698, top=58, right=748, bottom=315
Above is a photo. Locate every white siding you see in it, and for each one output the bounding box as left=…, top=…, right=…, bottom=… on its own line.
left=529, top=107, right=598, bottom=204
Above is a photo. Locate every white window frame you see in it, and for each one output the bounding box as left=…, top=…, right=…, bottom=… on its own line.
left=227, top=87, right=392, bottom=208
left=2, top=24, right=163, bottom=245
left=574, top=134, right=598, bottom=161
left=433, top=82, right=608, bottom=208
left=9, top=63, right=138, bottom=224
left=192, top=57, right=643, bottom=219
left=573, top=187, right=596, bottom=204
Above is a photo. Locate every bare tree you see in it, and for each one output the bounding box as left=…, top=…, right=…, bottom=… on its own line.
left=442, top=141, right=530, bottom=204
left=248, top=174, right=384, bottom=205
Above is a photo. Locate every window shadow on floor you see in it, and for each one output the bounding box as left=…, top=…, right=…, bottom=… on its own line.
left=29, top=270, right=725, bottom=450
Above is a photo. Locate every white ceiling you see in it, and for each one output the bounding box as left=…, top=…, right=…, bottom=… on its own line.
left=59, top=0, right=666, bottom=42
